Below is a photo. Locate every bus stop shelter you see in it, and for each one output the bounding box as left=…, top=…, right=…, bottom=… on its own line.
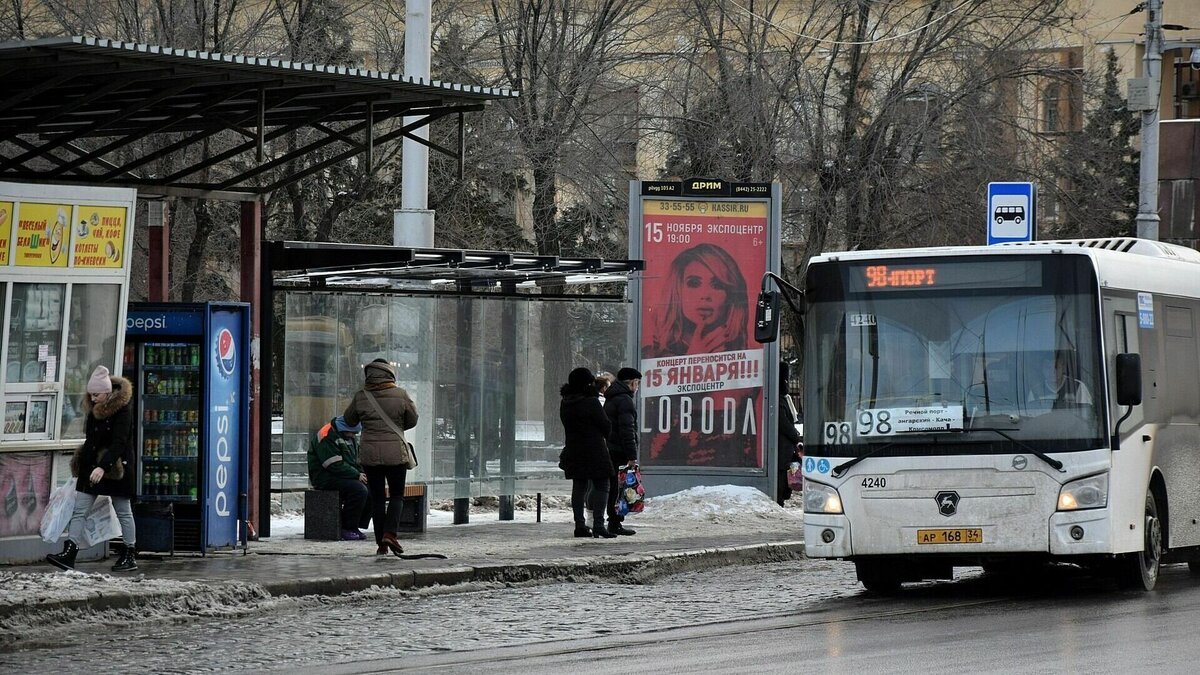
left=0, top=36, right=518, bottom=536
left=265, top=241, right=643, bottom=533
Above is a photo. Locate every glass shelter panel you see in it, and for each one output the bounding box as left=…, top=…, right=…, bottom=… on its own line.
left=280, top=292, right=629, bottom=504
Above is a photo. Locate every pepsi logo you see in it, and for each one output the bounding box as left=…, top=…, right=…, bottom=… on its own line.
left=216, top=328, right=236, bottom=376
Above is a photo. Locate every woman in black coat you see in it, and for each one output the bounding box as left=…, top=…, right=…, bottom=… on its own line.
left=559, top=367, right=615, bottom=538
left=46, top=365, right=139, bottom=572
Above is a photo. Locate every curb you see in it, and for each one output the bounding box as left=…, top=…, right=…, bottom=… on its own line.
left=0, top=541, right=805, bottom=621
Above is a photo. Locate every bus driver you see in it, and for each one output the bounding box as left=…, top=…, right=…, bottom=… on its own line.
left=1028, top=350, right=1092, bottom=410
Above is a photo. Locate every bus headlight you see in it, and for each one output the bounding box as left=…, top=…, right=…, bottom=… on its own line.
left=1057, top=474, right=1108, bottom=511
left=804, top=482, right=844, bottom=514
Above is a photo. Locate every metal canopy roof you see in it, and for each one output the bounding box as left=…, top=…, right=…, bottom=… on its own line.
left=269, top=240, right=644, bottom=298
left=0, top=36, right=517, bottom=200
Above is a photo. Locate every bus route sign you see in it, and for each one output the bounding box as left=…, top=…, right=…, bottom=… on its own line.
left=987, top=182, right=1036, bottom=245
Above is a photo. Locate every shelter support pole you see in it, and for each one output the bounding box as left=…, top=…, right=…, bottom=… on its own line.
left=147, top=201, right=170, bottom=301
left=257, top=239, right=274, bottom=539
left=240, top=199, right=263, bottom=537
left=498, top=293, right=517, bottom=521
left=453, top=294, right=473, bottom=525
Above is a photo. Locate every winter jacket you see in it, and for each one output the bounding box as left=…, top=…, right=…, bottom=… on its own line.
left=559, top=392, right=612, bottom=480
left=71, top=376, right=136, bottom=497
left=603, top=380, right=639, bottom=467
left=308, top=427, right=364, bottom=490
left=342, top=361, right=419, bottom=467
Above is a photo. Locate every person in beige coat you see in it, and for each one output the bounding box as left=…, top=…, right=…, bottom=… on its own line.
left=342, top=358, right=419, bottom=556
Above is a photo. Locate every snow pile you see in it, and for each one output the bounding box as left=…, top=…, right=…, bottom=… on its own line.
left=0, top=569, right=215, bottom=606
left=642, top=485, right=803, bottom=526
left=0, top=570, right=273, bottom=647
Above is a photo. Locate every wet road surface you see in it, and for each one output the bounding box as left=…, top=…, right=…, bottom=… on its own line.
left=4, top=559, right=1199, bottom=673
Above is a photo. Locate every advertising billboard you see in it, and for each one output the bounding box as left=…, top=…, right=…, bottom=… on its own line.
left=638, top=184, right=772, bottom=469
left=206, top=306, right=247, bottom=548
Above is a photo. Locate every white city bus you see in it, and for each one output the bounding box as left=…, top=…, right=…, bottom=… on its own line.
left=790, top=238, right=1200, bottom=592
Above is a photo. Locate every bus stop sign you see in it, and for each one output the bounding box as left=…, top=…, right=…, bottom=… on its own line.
left=987, top=182, right=1036, bottom=245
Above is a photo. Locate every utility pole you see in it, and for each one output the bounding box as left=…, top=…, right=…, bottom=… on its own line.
left=395, top=0, right=434, bottom=247
left=1135, top=0, right=1163, bottom=240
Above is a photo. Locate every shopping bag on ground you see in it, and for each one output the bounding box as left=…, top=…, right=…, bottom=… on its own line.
left=40, top=483, right=78, bottom=544
left=615, top=462, right=645, bottom=517
left=81, top=495, right=121, bottom=547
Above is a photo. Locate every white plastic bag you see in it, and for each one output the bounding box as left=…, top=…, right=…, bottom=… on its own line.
left=81, top=495, right=121, bottom=547
left=40, top=483, right=77, bottom=544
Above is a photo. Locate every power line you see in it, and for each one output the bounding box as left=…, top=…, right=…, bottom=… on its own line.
left=726, top=0, right=971, bottom=46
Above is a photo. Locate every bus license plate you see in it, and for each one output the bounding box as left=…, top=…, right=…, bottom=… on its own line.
left=917, top=528, right=983, bottom=544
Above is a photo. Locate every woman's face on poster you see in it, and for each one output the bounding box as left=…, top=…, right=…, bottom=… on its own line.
left=681, top=260, right=728, bottom=328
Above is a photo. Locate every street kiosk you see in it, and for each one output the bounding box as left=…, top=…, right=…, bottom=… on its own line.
left=0, top=181, right=137, bottom=563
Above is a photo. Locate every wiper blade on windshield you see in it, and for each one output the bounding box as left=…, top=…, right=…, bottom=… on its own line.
left=965, top=426, right=1065, bottom=472
left=831, top=441, right=897, bottom=479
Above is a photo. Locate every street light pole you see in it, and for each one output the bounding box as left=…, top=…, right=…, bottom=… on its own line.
left=1135, top=0, right=1163, bottom=240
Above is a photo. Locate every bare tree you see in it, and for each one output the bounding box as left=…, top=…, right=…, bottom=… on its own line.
left=478, top=0, right=650, bottom=439
left=653, top=1, right=1082, bottom=262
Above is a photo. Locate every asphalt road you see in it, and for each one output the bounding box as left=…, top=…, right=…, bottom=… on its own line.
left=327, top=563, right=1200, bottom=675
left=7, top=559, right=1199, bottom=674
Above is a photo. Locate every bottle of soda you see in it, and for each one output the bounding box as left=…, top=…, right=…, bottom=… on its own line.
left=142, top=467, right=151, bottom=494
left=190, top=345, right=199, bottom=367
left=188, top=468, right=198, bottom=500
left=171, top=470, right=181, bottom=495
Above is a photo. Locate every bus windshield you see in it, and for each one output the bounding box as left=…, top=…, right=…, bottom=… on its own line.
left=804, top=255, right=1105, bottom=456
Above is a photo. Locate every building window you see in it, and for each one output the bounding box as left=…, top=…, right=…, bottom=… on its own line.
left=1042, top=84, right=1062, bottom=133
left=1039, top=48, right=1083, bottom=134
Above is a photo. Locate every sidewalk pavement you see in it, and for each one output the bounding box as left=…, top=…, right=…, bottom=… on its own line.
left=0, top=486, right=806, bottom=624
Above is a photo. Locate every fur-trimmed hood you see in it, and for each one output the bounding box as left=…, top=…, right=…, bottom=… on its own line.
left=83, top=375, right=133, bottom=419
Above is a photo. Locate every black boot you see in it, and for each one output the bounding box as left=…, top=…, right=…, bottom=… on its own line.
left=111, top=544, right=138, bottom=572
left=573, top=523, right=592, bottom=538
left=46, top=540, right=79, bottom=571
left=609, top=522, right=636, bottom=536
left=591, top=512, right=616, bottom=538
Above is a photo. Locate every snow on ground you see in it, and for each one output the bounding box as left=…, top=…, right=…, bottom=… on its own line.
left=643, top=484, right=802, bottom=525
left=1, top=485, right=802, bottom=638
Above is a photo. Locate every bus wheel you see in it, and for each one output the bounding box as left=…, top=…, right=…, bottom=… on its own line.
left=855, top=560, right=901, bottom=594
left=1116, top=489, right=1162, bottom=591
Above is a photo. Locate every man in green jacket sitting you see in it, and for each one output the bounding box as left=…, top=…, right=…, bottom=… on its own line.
left=308, top=416, right=370, bottom=541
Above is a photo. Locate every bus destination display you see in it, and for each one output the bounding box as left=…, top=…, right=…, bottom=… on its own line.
left=852, top=259, right=1043, bottom=292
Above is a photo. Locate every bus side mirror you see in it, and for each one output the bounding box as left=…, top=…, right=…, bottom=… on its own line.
left=1116, top=353, right=1142, bottom=406
left=755, top=290, right=780, bottom=343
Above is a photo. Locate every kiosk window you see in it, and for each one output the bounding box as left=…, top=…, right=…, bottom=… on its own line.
left=60, top=284, right=121, bottom=438
left=6, top=283, right=64, bottom=384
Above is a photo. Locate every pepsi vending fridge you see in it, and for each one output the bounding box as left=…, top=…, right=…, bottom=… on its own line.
left=123, top=302, right=249, bottom=554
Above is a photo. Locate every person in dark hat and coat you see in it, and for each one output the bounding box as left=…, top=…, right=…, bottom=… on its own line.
left=343, top=358, right=419, bottom=556
left=559, top=367, right=614, bottom=538
left=603, top=366, right=642, bottom=536
left=46, top=365, right=139, bottom=572
left=308, top=415, right=370, bottom=541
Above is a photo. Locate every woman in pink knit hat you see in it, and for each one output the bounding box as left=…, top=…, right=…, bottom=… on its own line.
left=46, top=365, right=139, bottom=572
